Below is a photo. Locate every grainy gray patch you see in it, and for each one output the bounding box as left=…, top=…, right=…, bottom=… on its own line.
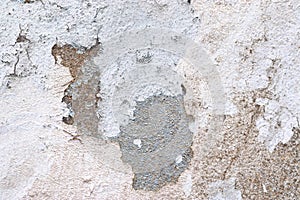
left=118, top=94, right=193, bottom=190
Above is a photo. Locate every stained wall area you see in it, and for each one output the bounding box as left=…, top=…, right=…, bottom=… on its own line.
left=0, top=0, right=299, bottom=199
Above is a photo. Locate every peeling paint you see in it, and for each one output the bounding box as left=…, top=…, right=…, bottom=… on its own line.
left=0, top=0, right=299, bottom=199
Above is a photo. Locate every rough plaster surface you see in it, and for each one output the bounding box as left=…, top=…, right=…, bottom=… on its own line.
left=0, top=0, right=299, bottom=199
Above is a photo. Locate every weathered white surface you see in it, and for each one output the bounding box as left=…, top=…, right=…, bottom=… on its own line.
left=193, top=0, right=300, bottom=152
left=182, top=171, right=192, bottom=198
left=0, top=0, right=299, bottom=199
left=208, top=178, right=242, bottom=200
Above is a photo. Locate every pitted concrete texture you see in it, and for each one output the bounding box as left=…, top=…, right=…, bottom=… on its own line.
left=118, top=95, right=193, bottom=190
left=132, top=148, right=193, bottom=191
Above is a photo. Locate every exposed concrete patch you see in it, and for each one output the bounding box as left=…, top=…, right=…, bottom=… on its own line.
left=132, top=148, right=193, bottom=191
left=118, top=95, right=193, bottom=190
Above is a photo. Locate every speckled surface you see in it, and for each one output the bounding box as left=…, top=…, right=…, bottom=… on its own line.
left=0, top=0, right=299, bottom=199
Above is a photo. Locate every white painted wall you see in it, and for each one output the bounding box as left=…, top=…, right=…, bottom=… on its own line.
left=0, top=0, right=299, bottom=199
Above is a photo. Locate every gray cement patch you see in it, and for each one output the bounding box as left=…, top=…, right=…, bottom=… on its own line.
left=118, top=94, right=193, bottom=190
left=132, top=147, right=193, bottom=191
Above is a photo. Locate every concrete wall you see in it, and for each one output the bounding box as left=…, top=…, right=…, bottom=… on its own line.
left=0, top=0, right=299, bottom=199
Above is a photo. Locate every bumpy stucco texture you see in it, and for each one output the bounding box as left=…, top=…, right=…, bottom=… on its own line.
left=0, top=0, right=299, bottom=199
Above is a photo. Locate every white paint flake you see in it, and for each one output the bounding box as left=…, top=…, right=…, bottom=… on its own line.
left=182, top=172, right=192, bottom=198
left=176, top=155, right=183, bottom=164
left=133, top=139, right=142, bottom=148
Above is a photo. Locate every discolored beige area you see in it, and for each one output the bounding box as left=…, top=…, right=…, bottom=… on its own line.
left=51, top=42, right=101, bottom=135
left=190, top=91, right=299, bottom=199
